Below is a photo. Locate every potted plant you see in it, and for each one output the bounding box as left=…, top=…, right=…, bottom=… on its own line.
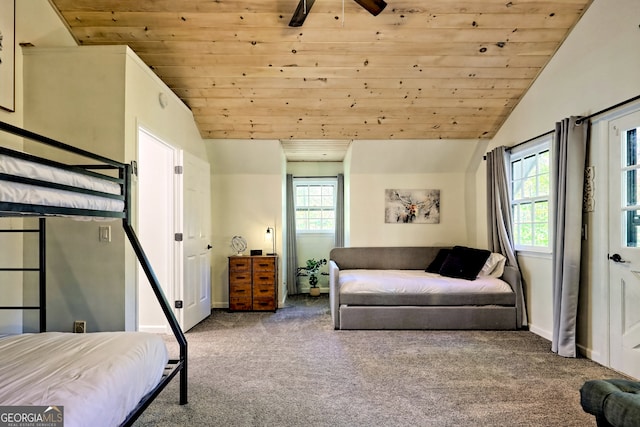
left=297, top=258, right=327, bottom=296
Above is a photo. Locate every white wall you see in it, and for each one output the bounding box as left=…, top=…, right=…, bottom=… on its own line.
left=473, top=0, right=640, bottom=361
left=22, top=45, right=208, bottom=332
left=287, top=162, right=343, bottom=177
left=207, top=139, right=285, bottom=307
left=348, top=139, right=483, bottom=247
left=0, top=0, right=76, bottom=128
left=0, top=1, right=75, bottom=333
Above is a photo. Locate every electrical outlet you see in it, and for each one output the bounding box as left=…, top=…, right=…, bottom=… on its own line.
left=73, top=320, right=86, bottom=333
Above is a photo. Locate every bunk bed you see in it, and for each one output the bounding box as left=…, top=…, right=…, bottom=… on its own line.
left=0, top=120, right=187, bottom=427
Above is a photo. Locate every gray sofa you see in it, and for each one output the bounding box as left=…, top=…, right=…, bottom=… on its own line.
left=329, top=247, right=524, bottom=330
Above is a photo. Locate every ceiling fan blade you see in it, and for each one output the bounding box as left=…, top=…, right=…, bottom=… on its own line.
left=288, top=0, right=316, bottom=27
left=352, top=0, right=387, bottom=16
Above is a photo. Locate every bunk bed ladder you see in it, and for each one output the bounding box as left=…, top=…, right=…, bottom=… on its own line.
left=120, top=164, right=188, bottom=426
left=0, top=218, right=46, bottom=332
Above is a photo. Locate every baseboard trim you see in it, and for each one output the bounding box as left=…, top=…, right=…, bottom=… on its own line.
left=528, top=324, right=552, bottom=341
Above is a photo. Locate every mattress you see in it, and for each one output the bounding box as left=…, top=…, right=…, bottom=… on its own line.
left=0, top=332, right=168, bottom=427
left=0, top=154, right=124, bottom=213
left=339, top=269, right=515, bottom=306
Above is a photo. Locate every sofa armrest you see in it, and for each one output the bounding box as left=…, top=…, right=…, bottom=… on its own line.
left=329, top=260, right=340, bottom=329
left=502, top=265, right=524, bottom=329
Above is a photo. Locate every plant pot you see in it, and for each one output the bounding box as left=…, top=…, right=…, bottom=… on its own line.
left=309, top=287, right=321, bottom=297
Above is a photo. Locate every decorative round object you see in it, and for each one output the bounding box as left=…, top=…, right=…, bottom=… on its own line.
left=231, top=236, right=247, bottom=255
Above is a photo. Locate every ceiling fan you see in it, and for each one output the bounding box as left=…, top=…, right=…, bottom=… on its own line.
left=289, top=0, right=387, bottom=27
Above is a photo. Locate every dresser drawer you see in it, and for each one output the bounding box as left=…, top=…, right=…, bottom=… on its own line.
left=229, top=257, right=251, bottom=272
left=229, top=297, right=252, bottom=311
left=229, top=272, right=251, bottom=285
left=252, top=258, right=275, bottom=272
left=252, top=271, right=275, bottom=285
left=229, top=282, right=252, bottom=296
left=253, top=297, right=276, bottom=311
left=253, top=283, right=275, bottom=298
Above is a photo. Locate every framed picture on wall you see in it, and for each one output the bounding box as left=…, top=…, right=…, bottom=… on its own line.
left=385, top=189, right=440, bottom=224
left=0, top=0, right=15, bottom=112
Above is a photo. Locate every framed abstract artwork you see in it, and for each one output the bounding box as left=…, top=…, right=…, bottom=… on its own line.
left=385, top=189, right=440, bottom=224
left=0, top=0, right=15, bottom=112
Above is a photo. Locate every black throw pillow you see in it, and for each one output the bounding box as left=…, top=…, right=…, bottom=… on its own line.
left=438, top=246, right=491, bottom=280
left=425, top=249, right=451, bottom=273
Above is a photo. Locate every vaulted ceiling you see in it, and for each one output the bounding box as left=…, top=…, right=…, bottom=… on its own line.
left=50, top=0, right=592, bottom=142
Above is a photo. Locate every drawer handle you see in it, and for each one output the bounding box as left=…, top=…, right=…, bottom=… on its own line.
left=236, top=276, right=246, bottom=280
left=258, top=263, right=270, bottom=267
left=259, top=276, right=270, bottom=280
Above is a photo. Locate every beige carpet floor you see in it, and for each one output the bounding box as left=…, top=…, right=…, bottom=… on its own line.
left=135, top=295, right=622, bottom=426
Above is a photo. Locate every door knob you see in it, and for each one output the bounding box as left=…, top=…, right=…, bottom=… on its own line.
left=609, top=253, right=627, bottom=263
left=207, top=244, right=212, bottom=250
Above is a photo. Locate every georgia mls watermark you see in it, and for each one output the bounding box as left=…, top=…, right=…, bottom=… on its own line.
left=0, top=406, right=64, bottom=427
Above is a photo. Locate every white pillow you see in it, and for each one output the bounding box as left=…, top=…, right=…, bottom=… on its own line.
left=478, top=252, right=506, bottom=277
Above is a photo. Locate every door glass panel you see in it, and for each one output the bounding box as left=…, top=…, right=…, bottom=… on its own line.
left=625, top=209, right=640, bottom=247
left=625, top=128, right=638, bottom=167
left=623, top=127, right=640, bottom=247
left=624, top=170, right=640, bottom=207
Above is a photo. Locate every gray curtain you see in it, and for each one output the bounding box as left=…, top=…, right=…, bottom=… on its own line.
left=285, top=174, right=299, bottom=295
left=551, top=117, right=588, bottom=357
left=335, top=173, right=345, bottom=247
left=486, top=146, right=527, bottom=328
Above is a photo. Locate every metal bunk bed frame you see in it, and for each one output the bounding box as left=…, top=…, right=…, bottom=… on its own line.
left=0, top=120, right=188, bottom=426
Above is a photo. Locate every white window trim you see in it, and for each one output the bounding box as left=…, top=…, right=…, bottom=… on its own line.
left=509, top=135, right=553, bottom=253
left=294, top=177, right=337, bottom=234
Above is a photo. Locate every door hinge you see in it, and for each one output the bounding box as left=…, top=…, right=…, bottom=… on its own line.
left=175, top=165, right=183, bottom=174
left=175, top=232, right=183, bottom=241
left=175, top=300, right=183, bottom=309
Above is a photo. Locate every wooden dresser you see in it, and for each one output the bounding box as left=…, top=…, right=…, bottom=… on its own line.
left=228, top=255, right=278, bottom=311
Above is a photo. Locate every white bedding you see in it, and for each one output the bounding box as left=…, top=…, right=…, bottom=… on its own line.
left=339, top=269, right=513, bottom=294
left=0, top=332, right=168, bottom=427
left=0, top=181, right=125, bottom=213
left=0, top=154, right=121, bottom=195
left=0, top=154, right=124, bottom=213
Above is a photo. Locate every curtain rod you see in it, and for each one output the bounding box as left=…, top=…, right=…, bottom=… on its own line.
left=505, top=130, right=554, bottom=153
left=292, top=175, right=338, bottom=178
left=505, top=93, right=640, bottom=152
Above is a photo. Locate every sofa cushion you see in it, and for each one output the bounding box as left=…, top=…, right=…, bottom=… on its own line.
left=425, top=248, right=451, bottom=273
left=439, top=246, right=491, bottom=280
left=330, top=247, right=447, bottom=270
left=479, top=252, right=507, bottom=277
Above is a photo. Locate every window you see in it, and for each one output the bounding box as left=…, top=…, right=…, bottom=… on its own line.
left=294, top=178, right=336, bottom=233
left=510, top=138, right=551, bottom=251
left=622, top=126, right=640, bottom=247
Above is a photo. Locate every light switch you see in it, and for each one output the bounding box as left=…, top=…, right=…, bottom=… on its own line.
left=99, top=225, right=111, bottom=242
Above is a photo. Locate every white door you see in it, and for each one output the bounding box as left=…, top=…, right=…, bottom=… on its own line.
left=180, top=151, right=212, bottom=331
left=609, top=110, right=640, bottom=380
left=138, top=129, right=176, bottom=333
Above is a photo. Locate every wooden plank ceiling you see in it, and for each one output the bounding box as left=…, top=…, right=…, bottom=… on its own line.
left=50, top=0, right=591, bottom=144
